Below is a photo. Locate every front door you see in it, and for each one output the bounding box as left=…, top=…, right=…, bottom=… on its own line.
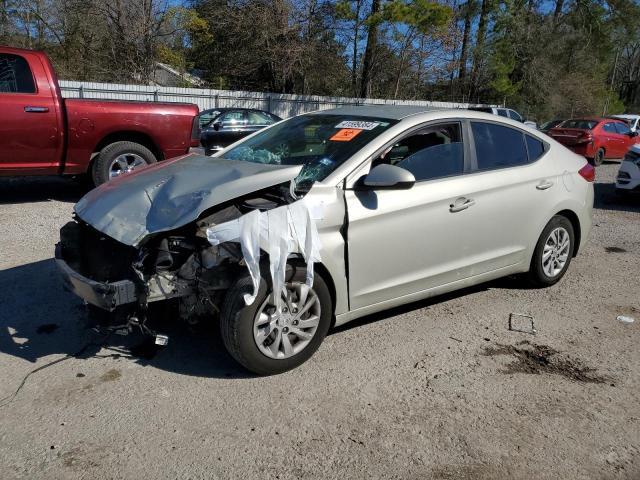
left=0, top=51, right=61, bottom=173
left=345, top=121, right=475, bottom=310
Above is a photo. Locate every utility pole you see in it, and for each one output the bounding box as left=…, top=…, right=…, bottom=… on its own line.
left=603, top=49, right=620, bottom=116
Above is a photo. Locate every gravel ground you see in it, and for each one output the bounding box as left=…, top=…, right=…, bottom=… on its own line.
left=0, top=164, right=638, bottom=480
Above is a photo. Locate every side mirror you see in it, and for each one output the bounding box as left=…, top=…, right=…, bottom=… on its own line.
left=213, top=121, right=222, bottom=131
left=358, top=164, right=415, bottom=190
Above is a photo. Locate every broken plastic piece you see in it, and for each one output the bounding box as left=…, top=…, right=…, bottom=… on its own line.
left=205, top=199, right=322, bottom=311
left=617, top=315, right=635, bottom=324
left=154, top=334, right=169, bottom=346
left=508, top=313, right=536, bottom=335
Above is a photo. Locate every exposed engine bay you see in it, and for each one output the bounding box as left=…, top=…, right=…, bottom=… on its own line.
left=56, top=181, right=318, bottom=341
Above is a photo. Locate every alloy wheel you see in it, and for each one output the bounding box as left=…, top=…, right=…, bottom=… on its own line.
left=542, top=227, right=571, bottom=278
left=253, top=283, right=321, bottom=360
left=109, top=153, right=146, bottom=179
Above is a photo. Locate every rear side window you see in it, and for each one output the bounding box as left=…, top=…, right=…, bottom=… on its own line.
left=603, top=122, right=617, bottom=133
left=471, top=122, right=528, bottom=170
left=508, top=110, right=523, bottom=122
left=497, top=109, right=509, bottom=117
left=221, top=111, right=246, bottom=126
left=0, top=53, right=36, bottom=93
left=525, top=135, right=545, bottom=161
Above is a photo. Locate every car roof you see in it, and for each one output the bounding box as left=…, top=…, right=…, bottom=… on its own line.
left=613, top=114, right=639, bottom=120
left=307, top=105, right=447, bottom=120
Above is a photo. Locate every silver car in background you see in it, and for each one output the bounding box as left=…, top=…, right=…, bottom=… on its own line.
left=56, top=107, right=595, bottom=375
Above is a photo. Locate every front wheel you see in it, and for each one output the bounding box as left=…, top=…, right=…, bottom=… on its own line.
left=527, top=215, right=575, bottom=287
left=91, top=141, right=157, bottom=186
left=220, top=265, right=332, bottom=375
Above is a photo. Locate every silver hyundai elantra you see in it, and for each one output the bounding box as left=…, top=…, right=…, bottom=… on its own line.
left=56, top=107, right=594, bottom=374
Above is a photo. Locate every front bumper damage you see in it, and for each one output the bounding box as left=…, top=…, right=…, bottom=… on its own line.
left=55, top=244, right=137, bottom=311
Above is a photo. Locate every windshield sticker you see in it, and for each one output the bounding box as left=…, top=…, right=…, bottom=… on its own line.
left=330, top=128, right=363, bottom=142
left=334, top=121, right=380, bottom=130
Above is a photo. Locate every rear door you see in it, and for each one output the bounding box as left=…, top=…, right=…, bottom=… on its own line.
left=218, top=110, right=248, bottom=146
left=0, top=51, right=62, bottom=173
left=460, top=121, right=555, bottom=275
left=246, top=110, right=277, bottom=135
left=602, top=122, right=624, bottom=157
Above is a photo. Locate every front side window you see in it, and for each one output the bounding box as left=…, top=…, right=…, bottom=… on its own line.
left=614, top=122, right=631, bottom=135
left=224, top=114, right=397, bottom=189
left=0, top=53, right=36, bottom=93
left=199, top=109, right=223, bottom=128
left=471, top=122, right=528, bottom=170
left=380, top=123, right=464, bottom=181
left=221, top=111, right=246, bottom=126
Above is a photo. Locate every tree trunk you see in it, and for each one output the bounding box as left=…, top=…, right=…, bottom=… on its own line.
left=458, top=2, right=472, bottom=81
left=470, top=0, right=490, bottom=98
left=553, top=0, right=564, bottom=22
left=359, top=0, right=381, bottom=99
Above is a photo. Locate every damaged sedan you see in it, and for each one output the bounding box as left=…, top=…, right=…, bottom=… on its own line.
left=56, top=106, right=594, bottom=375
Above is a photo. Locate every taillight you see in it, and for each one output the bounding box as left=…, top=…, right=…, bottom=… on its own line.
left=578, top=163, right=595, bottom=182
left=577, top=131, right=593, bottom=144
left=190, top=116, right=201, bottom=147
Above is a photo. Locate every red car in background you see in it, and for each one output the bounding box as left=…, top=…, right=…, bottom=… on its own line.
left=547, top=118, right=640, bottom=166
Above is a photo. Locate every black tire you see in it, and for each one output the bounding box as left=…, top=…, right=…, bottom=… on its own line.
left=220, top=264, right=332, bottom=375
left=91, top=141, right=157, bottom=186
left=527, top=215, right=575, bottom=287
left=592, top=148, right=605, bottom=166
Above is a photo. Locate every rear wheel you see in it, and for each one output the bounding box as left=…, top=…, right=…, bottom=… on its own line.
left=527, top=215, right=575, bottom=287
left=220, top=265, right=332, bottom=375
left=91, top=141, right=157, bottom=186
left=592, top=148, right=605, bottom=166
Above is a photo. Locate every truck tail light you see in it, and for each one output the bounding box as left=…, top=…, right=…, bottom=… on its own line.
left=578, top=163, right=595, bottom=182
left=190, top=116, right=201, bottom=147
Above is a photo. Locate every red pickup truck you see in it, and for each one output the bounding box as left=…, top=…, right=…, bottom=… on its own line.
left=0, top=46, right=200, bottom=185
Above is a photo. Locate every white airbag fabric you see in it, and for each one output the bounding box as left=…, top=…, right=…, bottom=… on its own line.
left=205, top=200, right=321, bottom=310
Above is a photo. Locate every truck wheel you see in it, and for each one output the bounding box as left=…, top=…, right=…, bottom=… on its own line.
left=92, top=141, right=157, bottom=186
left=220, top=265, right=332, bottom=376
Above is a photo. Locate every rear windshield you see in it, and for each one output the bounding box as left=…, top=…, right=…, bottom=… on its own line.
left=468, top=107, right=493, bottom=113
left=559, top=119, right=598, bottom=130
left=223, top=114, right=397, bottom=189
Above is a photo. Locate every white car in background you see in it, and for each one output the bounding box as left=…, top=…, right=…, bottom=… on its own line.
left=616, top=144, right=640, bottom=194
left=468, top=106, right=537, bottom=129
left=613, top=114, right=640, bottom=133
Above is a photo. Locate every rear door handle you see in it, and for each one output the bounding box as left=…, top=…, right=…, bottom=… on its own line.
left=24, top=106, right=49, bottom=113
left=449, top=197, right=475, bottom=213
left=536, top=180, right=554, bottom=190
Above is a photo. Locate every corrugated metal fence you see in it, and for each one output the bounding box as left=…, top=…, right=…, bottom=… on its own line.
left=59, top=80, right=475, bottom=118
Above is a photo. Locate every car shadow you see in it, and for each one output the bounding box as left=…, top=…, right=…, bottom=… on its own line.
left=0, top=259, right=251, bottom=380
left=0, top=176, right=87, bottom=205
left=593, top=181, right=640, bottom=214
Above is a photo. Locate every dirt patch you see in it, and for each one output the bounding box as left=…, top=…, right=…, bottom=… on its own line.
left=99, top=369, right=121, bottom=382
left=482, top=340, right=607, bottom=383
left=36, top=323, right=59, bottom=334
left=605, top=246, right=627, bottom=253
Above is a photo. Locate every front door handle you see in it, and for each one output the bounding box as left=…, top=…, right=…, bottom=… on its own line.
left=449, top=197, right=475, bottom=213
left=536, top=180, right=554, bottom=190
left=24, top=106, right=49, bottom=113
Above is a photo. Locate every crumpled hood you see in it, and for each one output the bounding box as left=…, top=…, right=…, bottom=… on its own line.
left=74, top=154, right=302, bottom=246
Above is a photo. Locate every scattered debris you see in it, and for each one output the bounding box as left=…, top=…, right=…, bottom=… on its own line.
left=508, top=313, right=536, bottom=335
left=76, top=373, right=85, bottom=378
left=482, top=340, right=607, bottom=383
left=605, top=246, right=627, bottom=253
left=99, top=369, right=121, bottom=382
left=449, top=336, right=463, bottom=343
left=36, top=323, right=59, bottom=334
left=617, top=315, right=635, bottom=324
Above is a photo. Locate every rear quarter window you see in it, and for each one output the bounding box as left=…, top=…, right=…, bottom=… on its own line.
left=471, top=122, right=528, bottom=170
left=525, top=135, right=545, bottom=161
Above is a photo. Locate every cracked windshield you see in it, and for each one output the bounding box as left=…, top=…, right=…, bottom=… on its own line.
left=224, top=114, right=397, bottom=189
